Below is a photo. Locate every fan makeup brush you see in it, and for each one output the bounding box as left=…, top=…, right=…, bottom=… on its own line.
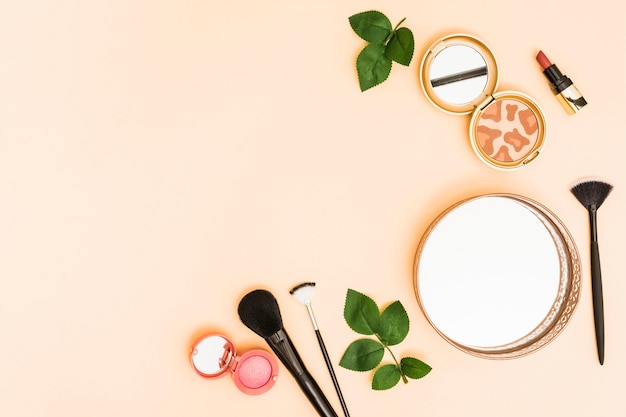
left=570, top=178, right=614, bottom=365
left=290, top=282, right=350, bottom=417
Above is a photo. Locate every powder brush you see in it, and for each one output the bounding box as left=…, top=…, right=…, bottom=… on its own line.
left=238, top=289, right=339, bottom=417
left=570, top=178, right=613, bottom=365
left=290, top=282, right=350, bottom=417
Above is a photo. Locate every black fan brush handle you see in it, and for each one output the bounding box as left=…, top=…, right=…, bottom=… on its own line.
left=315, top=330, right=350, bottom=417
left=589, top=206, right=605, bottom=365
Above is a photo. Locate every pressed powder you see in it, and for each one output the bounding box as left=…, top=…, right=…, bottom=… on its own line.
left=419, top=33, right=546, bottom=170
left=473, top=96, right=542, bottom=164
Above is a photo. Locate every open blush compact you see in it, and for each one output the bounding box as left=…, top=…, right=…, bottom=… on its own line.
left=190, top=333, right=279, bottom=395
left=419, top=34, right=547, bottom=170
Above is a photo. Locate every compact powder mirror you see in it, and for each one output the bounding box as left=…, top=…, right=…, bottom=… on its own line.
left=190, top=334, right=278, bottom=395
left=419, top=34, right=547, bottom=170
left=414, top=194, right=581, bottom=359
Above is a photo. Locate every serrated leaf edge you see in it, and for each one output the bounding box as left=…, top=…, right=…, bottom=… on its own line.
left=378, top=300, right=410, bottom=345
left=339, top=338, right=385, bottom=372
left=384, top=27, right=414, bottom=66
left=348, top=10, right=392, bottom=43
left=343, top=288, right=381, bottom=333
left=371, top=364, right=402, bottom=390
left=400, top=356, right=433, bottom=379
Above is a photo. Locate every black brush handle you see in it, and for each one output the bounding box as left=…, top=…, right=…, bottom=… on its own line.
left=589, top=207, right=605, bottom=365
left=267, top=329, right=338, bottom=417
left=315, top=330, right=350, bottom=417
left=297, top=370, right=339, bottom=417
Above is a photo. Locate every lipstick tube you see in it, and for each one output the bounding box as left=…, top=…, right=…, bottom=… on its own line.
left=536, top=50, right=587, bottom=115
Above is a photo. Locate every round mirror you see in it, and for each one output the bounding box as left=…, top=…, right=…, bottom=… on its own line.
left=419, top=34, right=499, bottom=114
left=414, top=194, right=581, bottom=358
left=429, top=44, right=488, bottom=105
left=191, top=335, right=234, bottom=377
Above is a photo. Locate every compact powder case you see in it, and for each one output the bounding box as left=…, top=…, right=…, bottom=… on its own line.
left=419, top=34, right=547, bottom=170
left=190, top=333, right=279, bottom=395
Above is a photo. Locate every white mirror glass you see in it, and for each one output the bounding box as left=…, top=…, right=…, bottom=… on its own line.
left=191, top=335, right=233, bottom=376
left=416, top=196, right=561, bottom=350
left=429, top=44, right=488, bottom=105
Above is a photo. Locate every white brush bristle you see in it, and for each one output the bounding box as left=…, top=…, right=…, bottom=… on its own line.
left=290, top=282, right=316, bottom=305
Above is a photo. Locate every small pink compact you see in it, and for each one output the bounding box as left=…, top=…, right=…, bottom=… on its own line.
left=190, top=333, right=279, bottom=395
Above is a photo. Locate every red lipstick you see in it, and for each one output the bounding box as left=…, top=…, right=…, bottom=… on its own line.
left=536, top=50, right=587, bottom=114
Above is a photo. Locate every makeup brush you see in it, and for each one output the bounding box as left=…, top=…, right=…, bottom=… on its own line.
left=570, top=178, right=614, bottom=365
left=238, top=289, right=339, bottom=417
left=290, top=282, right=350, bottom=417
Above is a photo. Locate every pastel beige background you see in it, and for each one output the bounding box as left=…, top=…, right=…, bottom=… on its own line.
left=1, top=1, right=624, bottom=416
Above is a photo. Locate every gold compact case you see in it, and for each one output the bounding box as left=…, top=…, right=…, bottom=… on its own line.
left=419, top=34, right=547, bottom=170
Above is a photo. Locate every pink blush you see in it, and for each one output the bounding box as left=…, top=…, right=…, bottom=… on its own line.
left=232, top=349, right=278, bottom=395
left=238, top=355, right=272, bottom=389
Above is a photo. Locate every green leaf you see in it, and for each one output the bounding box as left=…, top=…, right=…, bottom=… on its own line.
left=372, top=364, right=401, bottom=390
left=344, top=288, right=381, bottom=334
left=356, top=44, right=392, bottom=92
left=378, top=300, right=409, bottom=345
left=385, top=27, right=414, bottom=66
left=401, top=357, right=432, bottom=379
left=339, top=338, right=385, bottom=371
left=348, top=10, right=392, bottom=44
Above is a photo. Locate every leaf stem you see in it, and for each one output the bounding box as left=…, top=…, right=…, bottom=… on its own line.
left=384, top=18, right=407, bottom=46
left=377, top=335, right=408, bottom=384
left=393, top=17, right=406, bottom=32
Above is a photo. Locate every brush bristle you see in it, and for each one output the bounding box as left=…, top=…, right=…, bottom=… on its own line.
left=237, top=289, right=283, bottom=337
left=570, top=179, right=613, bottom=209
left=289, top=282, right=316, bottom=305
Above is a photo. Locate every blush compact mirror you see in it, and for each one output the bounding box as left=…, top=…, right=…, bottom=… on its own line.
left=419, top=34, right=546, bottom=170
left=190, top=333, right=278, bottom=395
left=414, top=194, right=581, bottom=359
